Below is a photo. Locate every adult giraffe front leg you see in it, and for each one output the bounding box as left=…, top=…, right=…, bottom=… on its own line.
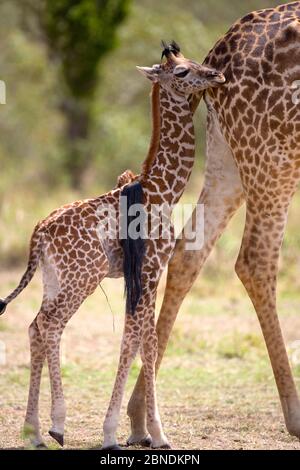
left=235, top=188, right=300, bottom=438
left=127, top=108, right=244, bottom=446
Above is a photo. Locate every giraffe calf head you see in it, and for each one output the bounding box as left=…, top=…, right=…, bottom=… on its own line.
left=137, top=41, right=226, bottom=96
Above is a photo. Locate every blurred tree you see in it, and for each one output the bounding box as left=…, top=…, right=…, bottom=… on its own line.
left=22, top=0, right=130, bottom=188
left=45, top=0, right=131, bottom=188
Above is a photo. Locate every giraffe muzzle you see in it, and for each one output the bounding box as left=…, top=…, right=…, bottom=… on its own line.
left=213, top=73, right=226, bottom=85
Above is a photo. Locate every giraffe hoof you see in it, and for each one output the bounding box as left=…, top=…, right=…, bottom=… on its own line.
left=151, top=443, right=172, bottom=450
left=126, top=436, right=152, bottom=447
left=101, top=444, right=123, bottom=451
left=0, top=299, right=7, bottom=315
left=49, top=430, right=64, bottom=447
left=36, top=443, right=48, bottom=450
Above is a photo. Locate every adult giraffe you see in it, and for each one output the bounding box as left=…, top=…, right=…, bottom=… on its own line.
left=127, top=1, right=300, bottom=446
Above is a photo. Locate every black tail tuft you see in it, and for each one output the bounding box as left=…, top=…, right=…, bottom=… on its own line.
left=0, top=299, right=7, bottom=316
left=120, top=181, right=146, bottom=315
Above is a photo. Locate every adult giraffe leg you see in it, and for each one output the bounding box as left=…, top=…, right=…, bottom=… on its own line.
left=23, top=317, right=46, bottom=448
left=235, top=193, right=300, bottom=438
left=127, top=108, right=244, bottom=445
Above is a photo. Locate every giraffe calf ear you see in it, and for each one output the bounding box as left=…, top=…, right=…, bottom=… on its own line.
left=136, top=66, right=159, bottom=83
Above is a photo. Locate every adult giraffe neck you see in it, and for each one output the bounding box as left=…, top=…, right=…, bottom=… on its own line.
left=141, top=84, right=195, bottom=207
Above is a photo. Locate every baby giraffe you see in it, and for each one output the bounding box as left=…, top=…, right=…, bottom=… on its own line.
left=0, top=43, right=225, bottom=449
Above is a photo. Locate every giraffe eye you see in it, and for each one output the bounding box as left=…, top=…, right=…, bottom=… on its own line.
left=174, top=68, right=190, bottom=78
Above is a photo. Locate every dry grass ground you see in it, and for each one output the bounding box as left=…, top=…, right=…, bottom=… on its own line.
left=1, top=189, right=300, bottom=450
left=1, top=267, right=300, bottom=450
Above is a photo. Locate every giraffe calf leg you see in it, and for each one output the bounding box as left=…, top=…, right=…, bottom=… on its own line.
left=48, top=396, right=66, bottom=445
left=23, top=318, right=46, bottom=448
left=36, top=297, right=80, bottom=446
left=141, top=331, right=170, bottom=449
left=102, top=316, right=142, bottom=449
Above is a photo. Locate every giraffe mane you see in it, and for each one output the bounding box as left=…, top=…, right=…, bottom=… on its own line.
left=140, top=82, right=161, bottom=181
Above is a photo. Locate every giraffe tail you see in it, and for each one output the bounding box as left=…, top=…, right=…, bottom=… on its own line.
left=0, top=224, right=44, bottom=315
left=120, top=181, right=146, bottom=316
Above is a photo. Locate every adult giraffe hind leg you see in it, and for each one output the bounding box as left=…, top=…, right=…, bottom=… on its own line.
left=127, top=107, right=244, bottom=446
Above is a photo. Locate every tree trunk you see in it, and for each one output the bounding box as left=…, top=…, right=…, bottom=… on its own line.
left=60, top=98, right=91, bottom=189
